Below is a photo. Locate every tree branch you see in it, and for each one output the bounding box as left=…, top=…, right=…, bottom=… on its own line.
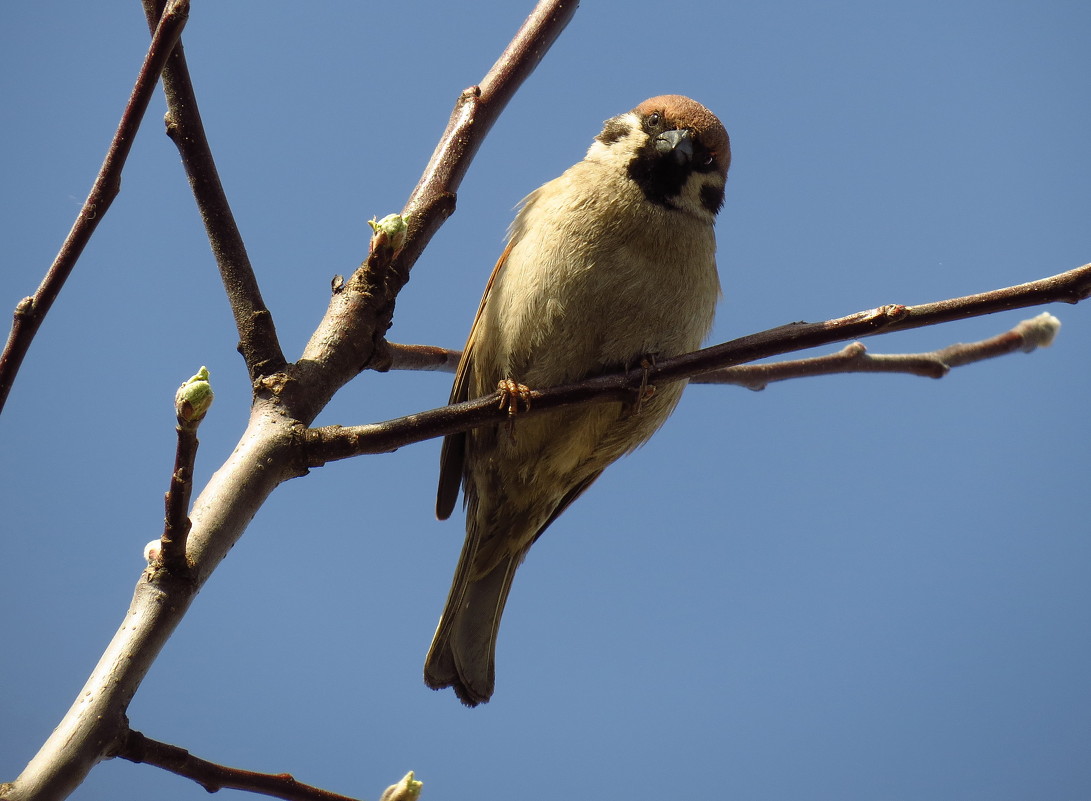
left=1, top=411, right=302, bottom=801
left=1, top=5, right=577, bottom=800
left=159, top=423, right=199, bottom=572
left=8, top=1, right=1080, bottom=798
left=158, top=367, right=214, bottom=572
left=0, top=0, right=190, bottom=416
left=139, top=0, right=287, bottom=382
left=396, top=0, right=579, bottom=280
left=302, top=265, right=1088, bottom=466
left=115, top=730, right=388, bottom=801
left=655, top=262, right=1091, bottom=388
left=381, top=311, right=1061, bottom=388
left=692, top=311, right=1061, bottom=389
left=287, top=0, right=580, bottom=425
left=385, top=342, right=462, bottom=373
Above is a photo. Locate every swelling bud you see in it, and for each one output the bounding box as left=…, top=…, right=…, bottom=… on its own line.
left=379, top=771, right=422, bottom=801
left=368, top=213, right=409, bottom=253
left=175, top=366, right=214, bottom=425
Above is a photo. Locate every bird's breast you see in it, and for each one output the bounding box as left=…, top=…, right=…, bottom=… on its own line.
left=478, top=183, right=719, bottom=390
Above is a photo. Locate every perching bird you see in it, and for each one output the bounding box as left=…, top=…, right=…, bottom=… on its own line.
left=426, top=95, right=730, bottom=705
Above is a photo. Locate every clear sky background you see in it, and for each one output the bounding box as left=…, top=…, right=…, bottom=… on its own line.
left=2, top=2, right=1089, bottom=800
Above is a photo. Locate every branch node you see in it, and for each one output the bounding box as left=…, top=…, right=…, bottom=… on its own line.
left=369, top=339, right=394, bottom=373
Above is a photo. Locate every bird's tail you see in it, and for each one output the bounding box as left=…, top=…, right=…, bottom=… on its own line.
left=424, top=543, right=518, bottom=706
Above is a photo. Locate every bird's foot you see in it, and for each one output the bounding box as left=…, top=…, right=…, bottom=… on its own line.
left=634, top=356, right=658, bottom=414
left=497, top=379, right=533, bottom=416
left=497, top=378, right=532, bottom=437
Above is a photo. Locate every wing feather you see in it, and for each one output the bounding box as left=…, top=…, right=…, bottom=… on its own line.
left=435, top=240, right=516, bottom=520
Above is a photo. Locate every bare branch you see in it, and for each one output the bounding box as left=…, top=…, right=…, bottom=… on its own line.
left=396, top=0, right=580, bottom=277
left=302, top=266, right=1088, bottom=466
left=382, top=312, right=1061, bottom=390
left=116, top=730, right=377, bottom=801
left=655, top=262, right=1091, bottom=388
left=3, top=414, right=303, bottom=801
left=9, top=2, right=1080, bottom=798
left=289, top=0, right=580, bottom=425
left=159, top=426, right=198, bottom=572
left=693, top=312, right=1062, bottom=389
left=0, top=0, right=190, bottom=416
left=139, top=0, right=287, bottom=382
left=385, top=342, right=462, bottom=373
left=1, top=7, right=577, bottom=800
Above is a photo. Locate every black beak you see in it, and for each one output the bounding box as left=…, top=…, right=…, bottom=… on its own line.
left=655, top=128, right=694, bottom=165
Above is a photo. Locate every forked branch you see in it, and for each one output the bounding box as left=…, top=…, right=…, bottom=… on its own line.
left=381, top=311, right=1061, bottom=387
left=0, top=5, right=579, bottom=801
left=139, top=0, right=287, bottom=381
left=692, top=311, right=1060, bottom=389
left=3, top=1, right=1085, bottom=800
left=302, top=265, right=1089, bottom=465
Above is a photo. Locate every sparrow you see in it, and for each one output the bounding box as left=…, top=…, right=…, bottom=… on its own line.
left=425, top=95, right=730, bottom=705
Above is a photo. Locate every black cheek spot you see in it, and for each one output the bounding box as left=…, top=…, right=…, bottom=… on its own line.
left=627, top=154, right=686, bottom=209
left=597, top=119, right=631, bottom=146
left=700, top=183, right=725, bottom=215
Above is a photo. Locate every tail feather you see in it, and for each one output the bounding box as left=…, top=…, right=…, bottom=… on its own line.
left=424, top=554, right=517, bottom=706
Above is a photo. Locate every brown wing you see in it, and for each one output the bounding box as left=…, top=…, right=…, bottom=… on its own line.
left=435, top=239, right=516, bottom=520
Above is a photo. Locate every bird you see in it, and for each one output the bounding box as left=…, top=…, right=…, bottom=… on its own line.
left=425, top=95, right=730, bottom=705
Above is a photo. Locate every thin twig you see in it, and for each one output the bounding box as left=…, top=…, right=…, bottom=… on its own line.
left=155, top=367, right=214, bottom=570
left=302, top=266, right=1089, bottom=465
left=159, top=424, right=198, bottom=572
left=117, top=731, right=370, bottom=801
left=692, top=311, right=1061, bottom=389
left=139, top=0, right=287, bottom=381
left=0, top=0, right=190, bottom=416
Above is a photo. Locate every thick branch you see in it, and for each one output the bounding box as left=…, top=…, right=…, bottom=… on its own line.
left=139, top=0, right=287, bottom=381
left=3, top=406, right=303, bottom=801
left=288, top=0, right=579, bottom=425
left=0, top=0, right=190, bottom=416
left=303, top=265, right=1089, bottom=465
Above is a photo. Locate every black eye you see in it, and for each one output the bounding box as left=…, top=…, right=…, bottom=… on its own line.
left=702, top=153, right=715, bottom=167
left=647, top=112, right=661, bottom=127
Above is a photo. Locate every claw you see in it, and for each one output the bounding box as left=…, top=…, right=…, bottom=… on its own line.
left=497, top=379, right=532, bottom=438
left=635, top=356, right=657, bottom=414
left=497, top=379, right=532, bottom=415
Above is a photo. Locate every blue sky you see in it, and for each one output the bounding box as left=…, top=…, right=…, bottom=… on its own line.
left=2, top=2, right=1089, bottom=799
